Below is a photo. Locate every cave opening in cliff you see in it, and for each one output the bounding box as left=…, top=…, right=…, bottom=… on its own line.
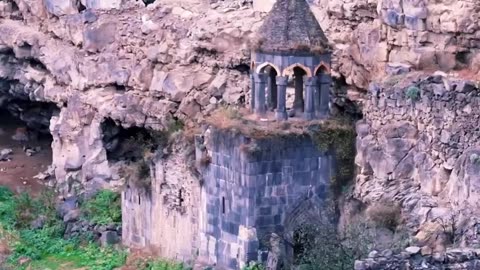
left=142, top=0, right=156, bottom=6
left=0, top=98, right=58, bottom=194
left=101, top=118, right=166, bottom=163
left=233, top=64, right=250, bottom=74
left=455, top=51, right=471, bottom=70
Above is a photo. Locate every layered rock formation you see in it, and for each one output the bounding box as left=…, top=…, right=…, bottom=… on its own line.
left=0, top=0, right=260, bottom=193
left=311, top=0, right=480, bottom=107
left=1, top=0, right=480, bottom=267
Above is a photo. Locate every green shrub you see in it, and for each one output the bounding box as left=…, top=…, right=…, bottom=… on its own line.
left=142, top=258, right=189, bottom=270
left=81, top=190, right=121, bottom=225
left=243, top=261, right=265, bottom=270
left=287, top=219, right=376, bottom=270
left=0, top=186, right=15, bottom=227
left=405, top=86, right=421, bottom=101
left=310, top=123, right=356, bottom=195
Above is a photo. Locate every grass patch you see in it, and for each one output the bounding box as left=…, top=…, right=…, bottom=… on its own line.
left=133, top=257, right=191, bottom=270
left=0, top=186, right=126, bottom=270
left=80, top=190, right=121, bottom=225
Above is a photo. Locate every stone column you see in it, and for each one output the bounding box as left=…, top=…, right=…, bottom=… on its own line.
left=275, top=76, right=288, bottom=121
left=254, top=73, right=267, bottom=116
left=267, top=71, right=278, bottom=111
left=318, top=73, right=331, bottom=118
left=250, top=74, right=255, bottom=112
left=293, top=73, right=304, bottom=113
left=304, top=77, right=317, bottom=120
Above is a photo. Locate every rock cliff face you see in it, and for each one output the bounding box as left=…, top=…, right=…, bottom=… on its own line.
left=0, top=0, right=259, bottom=193
left=308, top=0, right=480, bottom=109
left=356, top=72, right=480, bottom=249
left=1, top=0, right=479, bottom=193
left=1, top=0, right=480, bottom=266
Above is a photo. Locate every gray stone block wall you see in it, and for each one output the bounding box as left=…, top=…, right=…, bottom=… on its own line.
left=200, top=129, right=334, bottom=269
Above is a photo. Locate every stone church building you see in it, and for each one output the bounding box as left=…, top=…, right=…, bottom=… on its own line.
left=122, top=0, right=334, bottom=269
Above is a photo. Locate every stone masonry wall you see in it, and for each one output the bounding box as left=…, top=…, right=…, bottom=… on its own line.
left=199, top=128, right=334, bottom=269
left=355, top=72, right=480, bottom=249
left=122, top=144, right=201, bottom=261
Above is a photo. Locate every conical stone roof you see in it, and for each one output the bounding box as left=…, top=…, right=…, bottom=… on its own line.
left=254, top=0, right=330, bottom=54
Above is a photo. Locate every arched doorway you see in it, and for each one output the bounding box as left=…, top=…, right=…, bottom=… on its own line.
left=283, top=194, right=323, bottom=266
left=282, top=65, right=311, bottom=116
left=259, top=65, right=278, bottom=111
left=314, top=64, right=331, bottom=118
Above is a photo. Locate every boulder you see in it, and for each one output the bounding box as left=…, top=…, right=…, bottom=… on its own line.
left=57, top=196, right=78, bottom=218
left=405, top=246, right=421, bottom=255
left=83, top=0, right=123, bottom=10
left=150, top=71, right=193, bottom=102
left=44, top=0, right=78, bottom=16
left=63, top=209, right=81, bottom=223
left=253, top=0, right=275, bottom=12
left=83, top=22, right=117, bottom=53
left=100, top=231, right=119, bottom=246
left=30, top=215, right=47, bottom=229
left=443, top=147, right=480, bottom=207
left=0, top=149, right=12, bottom=161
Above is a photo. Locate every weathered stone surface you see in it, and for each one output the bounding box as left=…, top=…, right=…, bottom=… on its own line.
left=44, top=0, right=78, bottom=16
left=355, top=73, right=480, bottom=250
left=0, top=148, right=12, bottom=161
left=63, top=209, right=81, bottom=223
left=355, top=248, right=480, bottom=270
left=100, top=231, right=119, bottom=246
left=83, top=0, right=123, bottom=10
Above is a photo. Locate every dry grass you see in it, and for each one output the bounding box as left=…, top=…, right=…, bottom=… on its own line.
left=366, top=202, right=402, bottom=231
left=205, top=106, right=352, bottom=139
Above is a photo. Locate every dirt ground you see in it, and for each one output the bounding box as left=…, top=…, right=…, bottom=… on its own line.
left=0, top=110, right=52, bottom=196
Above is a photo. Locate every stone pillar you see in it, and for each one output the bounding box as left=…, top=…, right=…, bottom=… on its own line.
left=304, top=77, right=317, bottom=120
left=267, top=71, right=278, bottom=111
left=275, top=76, right=288, bottom=121
left=293, top=74, right=304, bottom=113
left=318, top=74, right=331, bottom=118
left=254, top=73, right=267, bottom=116
left=250, top=74, right=255, bottom=112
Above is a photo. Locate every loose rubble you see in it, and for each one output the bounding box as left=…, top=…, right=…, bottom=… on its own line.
left=355, top=248, right=480, bottom=270
left=0, top=148, right=12, bottom=161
